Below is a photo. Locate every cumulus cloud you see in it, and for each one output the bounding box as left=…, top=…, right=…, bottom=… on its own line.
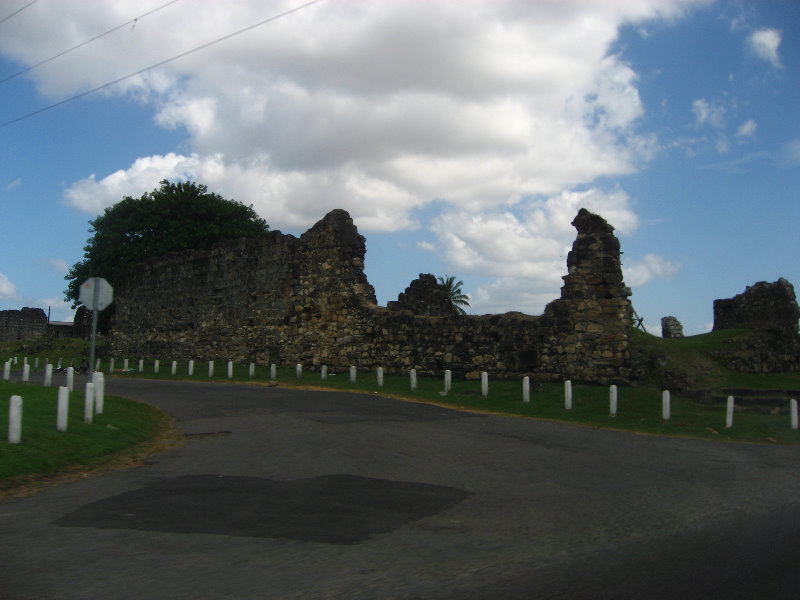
left=0, top=272, right=19, bottom=299
left=748, top=28, right=782, bottom=68
left=736, top=119, right=757, bottom=138
left=1, top=0, right=696, bottom=307
left=45, top=258, right=70, bottom=274
left=623, top=254, right=681, bottom=286
left=431, top=187, right=639, bottom=314
left=0, top=0, right=694, bottom=232
left=692, top=98, right=725, bottom=128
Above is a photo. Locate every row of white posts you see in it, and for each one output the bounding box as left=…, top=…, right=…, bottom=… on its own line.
left=7, top=357, right=800, bottom=441
left=3, top=360, right=73, bottom=389
left=6, top=372, right=106, bottom=444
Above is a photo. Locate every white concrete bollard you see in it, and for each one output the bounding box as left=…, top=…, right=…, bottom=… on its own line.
left=123, top=358, right=129, bottom=371
left=270, top=364, right=276, bottom=379
left=523, top=376, right=530, bottom=403
left=249, top=362, right=255, bottom=379
left=350, top=366, right=357, bottom=383
left=34, top=357, right=39, bottom=369
left=188, top=359, right=194, bottom=376
left=791, top=399, right=798, bottom=430
left=410, top=368, right=417, bottom=391
left=84, top=383, right=95, bottom=424
left=377, top=367, right=384, bottom=388
left=444, top=370, right=451, bottom=394
left=171, top=361, right=177, bottom=376
left=94, top=372, right=105, bottom=415
left=296, top=364, right=302, bottom=379
left=228, top=361, right=234, bottom=379
left=610, top=385, right=618, bottom=417
left=138, top=359, right=144, bottom=372
left=67, top=367, right=74, bottom=392
left=57, top=386, right=69, bottom=432
left=662, top=390, right=671, bottom=420
left=726, top=396, right=734, bottom=429
left=109, top=358, right=115, bottom=373
left=8, top=395, right=22, bottom=444
left=565, top=380, right=573, bottom=410
left=22, top=364, right=30, bottom=383
left=154, top=359, right=160, bottom=374
left=321, top=365, right=328, bottom=381
left=14, top=356, right=18, bottom=365
left=3, top=360, right=10, bottom=381
left=44, top=363, right=53, bottom=387
left=208, top=361, right=214, bottom=378
left=481, top=372, right=489, bottom=397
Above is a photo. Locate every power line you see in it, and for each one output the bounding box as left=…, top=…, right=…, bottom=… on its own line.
left=0, top=0, right=184, bottom=86
left=0, top=0, right=324, bottom=130
left=0, top=0, right=38, bottom=26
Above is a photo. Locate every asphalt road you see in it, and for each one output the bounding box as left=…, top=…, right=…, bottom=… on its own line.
left=2, top=376, right=800, bottom=599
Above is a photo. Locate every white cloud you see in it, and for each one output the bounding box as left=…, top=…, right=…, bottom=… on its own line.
left=430, top=187, right=639, bottom=314
left=692, top=98, right=725, bottom=128
left=35, top=298, right=75, bottom=323
left=10, top=0, right=702, bottom=232
left=784, top=139, right=800, bottom=164
left=4, top=178, right=21, bottom=192
left=623, top=254, right=681, bottom=286
left=45, top=258, right=70, bottom=274
left=748, top=28, right=782, bottom=68
left=736, top=119, right=756, bottom=138
left=0, top=272, right=19, bottom=299
left=1, top=0, right=699, bottom=311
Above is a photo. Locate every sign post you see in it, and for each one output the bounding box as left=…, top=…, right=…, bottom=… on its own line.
left=79, top=277, right=113, bottom=383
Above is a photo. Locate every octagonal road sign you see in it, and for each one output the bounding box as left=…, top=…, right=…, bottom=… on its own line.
left=79, top=277, right=114, bottom=311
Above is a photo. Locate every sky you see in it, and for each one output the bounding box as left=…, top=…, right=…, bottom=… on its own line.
left=0, top=0, right=797, bottom=335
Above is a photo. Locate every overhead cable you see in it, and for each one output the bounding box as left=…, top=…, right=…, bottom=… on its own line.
left=0, top=0, right=38, bottom=26
left=0, top=0, right=184, bottom=85
left=0, top=0, right=324, bottom=130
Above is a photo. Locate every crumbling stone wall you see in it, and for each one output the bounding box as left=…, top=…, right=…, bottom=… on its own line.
left=112, top=208, right=633, bottom=383
left=387, top=274, right=453, bottom=316
left=714, top=278, right=800, bottom=334
left=661, top=316, right=684, bottom=339
left=0, top=307, right=48, bottom=341
left=713, top=278, right=800, bottom=372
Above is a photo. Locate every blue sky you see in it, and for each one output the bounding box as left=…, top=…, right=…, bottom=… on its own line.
left=0, top=0, right=797, bottom=335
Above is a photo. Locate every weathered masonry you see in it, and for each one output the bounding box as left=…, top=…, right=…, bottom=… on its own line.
left=111, top=208, right=633, bottom=384
left=712, top=278, right=800, bottom=372
left=0, top=307, right=48, bottom=342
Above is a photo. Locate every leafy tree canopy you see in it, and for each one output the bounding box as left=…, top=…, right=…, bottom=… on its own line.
left=65, top=180, right=269, bottom=308
left=437, top=274, right=470, bottom=315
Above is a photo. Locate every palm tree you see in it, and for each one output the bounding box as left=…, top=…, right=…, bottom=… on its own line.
left=437, top=275, right=470, bottom=315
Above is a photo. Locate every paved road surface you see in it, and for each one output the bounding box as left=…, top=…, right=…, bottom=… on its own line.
left=2, top=376, right=800, bottom=599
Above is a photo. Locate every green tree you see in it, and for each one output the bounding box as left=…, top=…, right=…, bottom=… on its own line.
left=437, top=274, right=470, bottom=315
left=65, top=180, right=268, bottom=328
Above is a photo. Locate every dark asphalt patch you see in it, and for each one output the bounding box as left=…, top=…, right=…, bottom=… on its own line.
left=55, top=474, right=471, bottom=544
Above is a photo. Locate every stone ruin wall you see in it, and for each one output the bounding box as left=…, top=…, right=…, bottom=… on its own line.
left=111, top=208, right=633, bottom=384
left=0, top=307, right=48, bottom=342
left=713, top=278, right=800, bottom=372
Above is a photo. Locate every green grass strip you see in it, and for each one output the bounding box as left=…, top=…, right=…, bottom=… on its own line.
left=112, top=361, right=800, bottom=445
left=0, top=380, right=168, bottom=487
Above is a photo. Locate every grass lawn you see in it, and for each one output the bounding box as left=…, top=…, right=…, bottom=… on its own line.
left=0, top=379, right=173, bottom=493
